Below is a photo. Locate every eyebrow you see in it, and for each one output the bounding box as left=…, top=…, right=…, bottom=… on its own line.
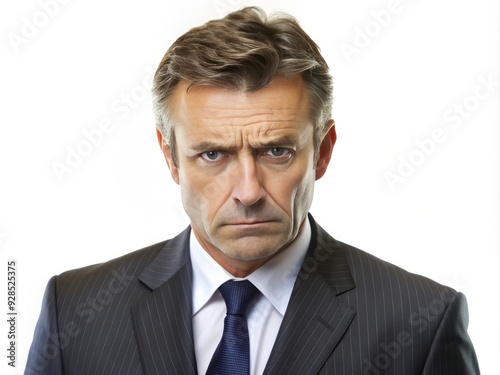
left=187, top=135, right=300, bottom=153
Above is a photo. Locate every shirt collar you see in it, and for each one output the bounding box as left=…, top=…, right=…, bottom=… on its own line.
left=190, top=218, right=311, bottom=316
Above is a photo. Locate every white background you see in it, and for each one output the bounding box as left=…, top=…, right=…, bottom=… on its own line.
left=1, top=0, right=498, bottom=373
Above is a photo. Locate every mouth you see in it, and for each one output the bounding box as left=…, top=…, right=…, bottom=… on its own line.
left=225, top=220, right=276, bottom=227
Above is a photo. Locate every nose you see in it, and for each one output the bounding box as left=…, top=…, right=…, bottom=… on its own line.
left=231, top=156, right=265, bottom=206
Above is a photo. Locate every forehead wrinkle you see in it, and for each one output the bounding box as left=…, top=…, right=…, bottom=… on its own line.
left=195, top=108, right=300, bottom=129
left=184, top=122, right=305, bottom=153
left=251, top=121, right=312, bottom=149
left=182, top=112, right=302, bottom=141
left=172, top=77, right=313, bottom=150
left=183, top=124, right=238, bottom=149
left=182, top=89, right=308, bottom=126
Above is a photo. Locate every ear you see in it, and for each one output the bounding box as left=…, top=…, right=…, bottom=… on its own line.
left=315, top=119, right=336, bottom=180
left=156, top=129, right=180, bottom=184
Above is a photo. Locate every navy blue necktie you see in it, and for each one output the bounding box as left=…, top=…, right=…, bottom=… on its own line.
left=206, top=280, right=259, bottom=375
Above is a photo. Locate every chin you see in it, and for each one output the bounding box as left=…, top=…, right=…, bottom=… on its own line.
left=221, top=239, right=286, bottom=262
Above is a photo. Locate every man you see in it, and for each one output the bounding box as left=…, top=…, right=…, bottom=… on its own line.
left=26, top=7, right=479, bottom=374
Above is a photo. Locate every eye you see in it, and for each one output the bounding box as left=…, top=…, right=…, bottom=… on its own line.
left=262, top=147, right=293, bottom=164
left=265, top=148, right=291, bottom=158
left=200, top=150, right=223, bottom=162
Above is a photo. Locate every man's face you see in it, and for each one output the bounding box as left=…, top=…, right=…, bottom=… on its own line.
left=159, top=76, right=335, bottom=275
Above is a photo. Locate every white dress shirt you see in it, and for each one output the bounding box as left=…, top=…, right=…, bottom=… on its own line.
left=190, top=218, right=311, bottom=375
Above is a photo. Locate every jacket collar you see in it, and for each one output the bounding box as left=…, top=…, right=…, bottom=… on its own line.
left=132, top=227, right=198, bottom=374
left=138, top=226, right=192, bottom=290
left=263, top=214, right=356, bottom=374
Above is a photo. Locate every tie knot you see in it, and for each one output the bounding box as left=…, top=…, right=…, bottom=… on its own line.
left=219, top=280, right=259, bottom=316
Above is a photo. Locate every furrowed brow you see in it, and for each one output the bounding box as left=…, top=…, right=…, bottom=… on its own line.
left=187, top=141, right=234, bottom=153
left=253, top=135, right=300, bottom=149
left=187, top=135, right=300, bottom=153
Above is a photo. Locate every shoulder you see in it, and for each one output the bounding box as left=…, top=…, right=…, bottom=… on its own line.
left=52, top=224, right=191, bottom=301
left=342, top=240, right=454, bottom=299
left=55, top=240, right=168, bottom=290
left=310, top=219, right=479, bottom=373
left=312, top=218, right=457, bottom=303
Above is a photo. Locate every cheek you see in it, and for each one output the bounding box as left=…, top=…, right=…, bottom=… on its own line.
left=267, top=164, right=315, bottom=214
left=291, top=157, right=316, bottom=211
left=293, top=172, right=315, bottom=209
left=179, top=167, right=226, bottom=217
left=178, top=169, right=202, bottom=213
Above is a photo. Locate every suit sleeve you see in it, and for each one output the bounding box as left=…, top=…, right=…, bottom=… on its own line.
left=25, top=276, right=64, bottom=375
left=422, top=291, right=480, bottom=374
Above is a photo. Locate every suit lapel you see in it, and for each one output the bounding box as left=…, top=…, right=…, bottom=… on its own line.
left=263, top=216, right=356, bottom=375
left=131, top=228, right=198, bottom=375
left=129, top=217, right=356, bottom=374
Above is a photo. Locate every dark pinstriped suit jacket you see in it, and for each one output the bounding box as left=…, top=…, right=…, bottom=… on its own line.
left=26, top=215, right=480, bottom=374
